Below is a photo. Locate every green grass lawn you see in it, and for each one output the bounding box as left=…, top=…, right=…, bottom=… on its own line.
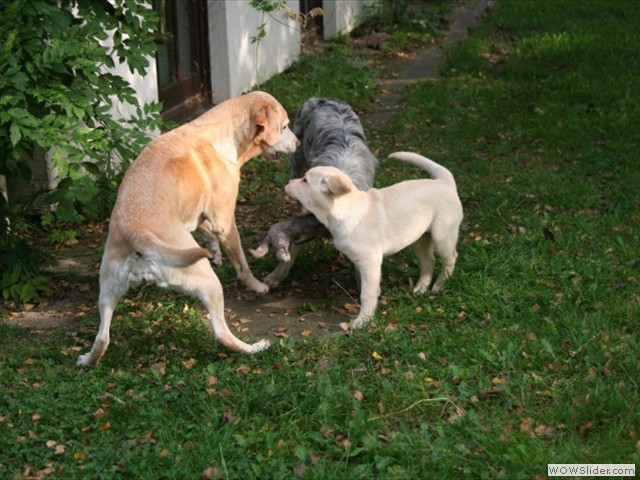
left=1, top=1, right=639, bottom=478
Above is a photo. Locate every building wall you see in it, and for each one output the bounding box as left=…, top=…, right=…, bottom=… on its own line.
left=106, top=42, right=160, bottom=131
left=85, top=0, right=375, bottom=117
left=322, top=0, right=376, bottom=39
left=208, top=1, right=301, bottom=103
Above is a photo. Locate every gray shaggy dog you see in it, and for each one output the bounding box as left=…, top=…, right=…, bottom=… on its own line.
left=250, top=97, right=378, bottom=287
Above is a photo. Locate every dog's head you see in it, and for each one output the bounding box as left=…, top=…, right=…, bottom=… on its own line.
left=285, top=166, right=354, bottom=220
left=249, top=92, right=299, bottom=160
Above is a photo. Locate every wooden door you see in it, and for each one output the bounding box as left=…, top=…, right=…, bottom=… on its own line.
left=155, top=0, right=211, bottom=121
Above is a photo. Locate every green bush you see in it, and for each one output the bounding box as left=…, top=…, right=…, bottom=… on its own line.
left=0, top=0, right=165, bottom=302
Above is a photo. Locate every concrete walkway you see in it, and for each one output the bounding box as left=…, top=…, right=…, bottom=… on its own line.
left=362, top=0, right=495, bottom=128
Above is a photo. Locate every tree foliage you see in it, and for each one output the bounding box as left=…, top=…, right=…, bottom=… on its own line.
left=0, top=0, right=164, bottom=301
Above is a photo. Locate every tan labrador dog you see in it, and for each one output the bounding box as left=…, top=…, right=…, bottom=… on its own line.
left=284, top=151, right=463, bottom=329
left=78, top=91, right=299, bottom=366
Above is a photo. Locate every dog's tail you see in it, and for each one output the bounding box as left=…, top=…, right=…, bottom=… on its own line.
left=130, top=231, right=212, bottom=268
left=388, top=152, right=456, bottom=187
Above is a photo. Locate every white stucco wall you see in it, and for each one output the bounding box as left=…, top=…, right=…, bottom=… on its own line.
left=103, top=27, right=159, bottom=126
left=208, top=0, right=301, bottom=103
left=107, top=57, right=159, bottom=124
left=322, top=0, right=376, bottom=39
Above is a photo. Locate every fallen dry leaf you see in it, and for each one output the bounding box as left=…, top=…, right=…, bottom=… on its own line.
left=202, top=466, right=221, bottom=479
left=579, top=421, right=594, bottom=435
left=343, top=303, right=360, bottom=314
left=221, top=411, right=237, bottom=424
left=150, top=362, right=166, bottom=376
left=294, top=464, right=307, bottom=478
left=90, top=408, right=105, bottom=419
left=534, top=424, right=554, bottom=437
left=448, top=405, right=467, bottom=423
left=479, top=387, right=504, bottom=399
left=216, top=387, right=233, bottom=398
left=182, top=358, right=196, bottom=369
left=46, top=440, right=65, bottom=455
left=336, top=435, right=351, bottom=449
left=136, top=430, right=156, bottom=446
left=520, top=419, right=533, bottom=432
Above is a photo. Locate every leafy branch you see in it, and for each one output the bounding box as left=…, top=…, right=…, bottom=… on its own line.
left=0, top=0, right=165, bottom=302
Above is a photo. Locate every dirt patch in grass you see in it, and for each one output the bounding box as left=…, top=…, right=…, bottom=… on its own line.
left=2, top=221, right=358, bottom=344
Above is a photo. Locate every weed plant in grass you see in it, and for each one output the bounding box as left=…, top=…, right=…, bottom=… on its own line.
left=1, top=1, right=639, bottom=478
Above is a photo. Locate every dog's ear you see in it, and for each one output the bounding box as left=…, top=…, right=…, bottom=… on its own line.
left=322, top=172, right=352, bottom=196
left=253, top=105, right=281, bottom=146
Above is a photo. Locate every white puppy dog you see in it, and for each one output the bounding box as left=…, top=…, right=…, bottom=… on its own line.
left=284, top=151, right=463, bottom=329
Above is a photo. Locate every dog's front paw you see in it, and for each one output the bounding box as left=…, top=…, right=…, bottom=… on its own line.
left=263, top=273, right=282, bottom=289
left=250, top=279, right=269, bottom=295
left=210, top=252, right=223, bottom=267
left=206, top=241, right=224, bottom=267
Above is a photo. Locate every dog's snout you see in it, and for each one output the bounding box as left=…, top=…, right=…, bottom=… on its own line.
left=284, top=179, right=300, bottom=198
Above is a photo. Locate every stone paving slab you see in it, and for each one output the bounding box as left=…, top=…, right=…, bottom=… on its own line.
left=363, top=0, right=495, bottom=128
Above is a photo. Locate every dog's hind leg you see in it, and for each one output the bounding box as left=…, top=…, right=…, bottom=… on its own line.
left=431, top=229, right=459, bottom=293
left=186, top=260, right=270, bottom=353
left=412, top=233, right=436, bottom=294
left=77, top=260, right=129, bottom=366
